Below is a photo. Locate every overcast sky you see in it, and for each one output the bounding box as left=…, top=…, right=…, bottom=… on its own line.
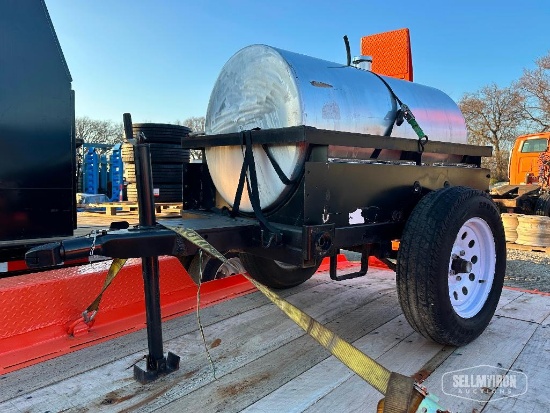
left=45, top=0, right=550, bottom=124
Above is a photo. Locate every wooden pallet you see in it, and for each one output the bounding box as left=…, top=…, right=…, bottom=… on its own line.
left=79, top=202, right=182, bottom=216
left=507, top=242, right=550, bottom=254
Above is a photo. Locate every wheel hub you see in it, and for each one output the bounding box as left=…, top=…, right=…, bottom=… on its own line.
left=448, top=217, right=496, bottom=318
left=450, top=255, right=473, bottom=274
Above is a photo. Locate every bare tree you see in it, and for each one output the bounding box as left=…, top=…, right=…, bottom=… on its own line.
left=459, top=84, right=525, bottom=182
left=517, top=51, right=550, bottom=132
left=177, top=116, right=206, bottom=133
left=175, top=116, right=206, bottom=160
left=76, top=116, right=123, bottom=146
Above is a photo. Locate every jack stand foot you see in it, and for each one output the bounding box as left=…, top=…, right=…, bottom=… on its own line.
left=133, top=351, right=180, bottom=384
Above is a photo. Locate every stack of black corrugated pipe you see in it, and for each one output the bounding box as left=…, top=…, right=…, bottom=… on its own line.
left=122, top=123, right=191, bottom=202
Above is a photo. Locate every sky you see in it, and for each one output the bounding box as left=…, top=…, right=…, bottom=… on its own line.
left=45, top=0, right=550, bottom=125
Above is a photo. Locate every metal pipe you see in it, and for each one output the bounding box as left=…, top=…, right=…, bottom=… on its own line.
left=125, top=112, right=167, bottom=375
left=343, top=35, right=351, bottom=66
left=142, top=255, right=165, bottom=368
left=135, top=145, right=156, bottom=227
left=135, top=142, right=165, bottom=367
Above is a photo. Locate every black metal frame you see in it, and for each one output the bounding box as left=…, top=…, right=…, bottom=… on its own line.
left=25, top=124, right=493, bottom=380
left=27, top=126, right=492, bottom=269
left=182, top=126, right=491, bottom=160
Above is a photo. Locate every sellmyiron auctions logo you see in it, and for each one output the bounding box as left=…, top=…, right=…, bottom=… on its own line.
left=442, top=365, right=528, bottom=402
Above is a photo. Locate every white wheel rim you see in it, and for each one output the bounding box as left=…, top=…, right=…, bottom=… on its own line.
left=448, top=217, right=496, bottom=318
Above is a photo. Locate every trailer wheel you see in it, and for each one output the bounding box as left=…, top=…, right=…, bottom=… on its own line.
left=396, top=186, right=506, bottom=346
left=188, top=252, right=246, bottom=282
left=239, top=253, right=319, bottom=289
left=535, top=193, right=550, bottom=216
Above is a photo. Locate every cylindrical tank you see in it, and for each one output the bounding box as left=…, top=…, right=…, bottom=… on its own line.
left=205, top=45, right=467, bottom=213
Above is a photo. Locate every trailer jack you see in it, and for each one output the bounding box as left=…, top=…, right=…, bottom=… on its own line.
left=124, top=113, right=180, bottom=384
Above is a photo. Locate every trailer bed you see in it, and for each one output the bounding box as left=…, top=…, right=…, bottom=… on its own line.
left=0, top=263, right=548, bottom=412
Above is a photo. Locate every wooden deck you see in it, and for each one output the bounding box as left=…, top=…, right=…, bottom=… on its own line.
left=75, top=208, right=182, bottom=237
left=78, top=202, right=183, bottom=216
left=1, top=265, right=548, bottom=412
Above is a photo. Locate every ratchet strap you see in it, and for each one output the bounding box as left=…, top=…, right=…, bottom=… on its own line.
left=369, top=71, right=429, bottom=154
left=83, top=221, right=448, bottom=412
left=160, top=221, right=448, bottom=413
left=82, top=258, right=127, bottom=324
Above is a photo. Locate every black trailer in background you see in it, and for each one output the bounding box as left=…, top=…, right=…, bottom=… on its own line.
left=0, top=0, right=75, bottom=262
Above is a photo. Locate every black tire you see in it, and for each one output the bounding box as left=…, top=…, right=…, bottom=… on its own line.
left=396, top=186, right=506, bottom=346
left=127, top=183, right=181, bottom=202
left=124, top=164, right=183, bottom=184
left=535, top=193, right=550, bottom=216
left=121, top=143, right=190, bottom=164
left=134, top=132, right=189, bottom=145
left=133, top=123, right=192, bottom=144
left=149, top=145, right=190, bottom=163
left=188, top=252, right=245, bottom=283
left=239, top=253, right=319, bottom=289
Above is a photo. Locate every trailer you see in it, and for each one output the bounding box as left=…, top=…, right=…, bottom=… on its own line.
left=26, top=125, right=505, bottom=368
left=23, top=30, right=507, bottom=411
left=0, top=0, right=76, bottom=275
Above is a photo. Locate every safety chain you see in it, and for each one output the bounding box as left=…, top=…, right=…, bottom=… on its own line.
left=89, top=230, right=98, bottom=258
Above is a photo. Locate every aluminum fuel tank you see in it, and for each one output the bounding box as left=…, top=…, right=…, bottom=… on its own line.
left=205, top=45, right=467, bottom=212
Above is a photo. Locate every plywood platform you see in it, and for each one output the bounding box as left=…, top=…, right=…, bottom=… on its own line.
left=1, top=265, right=548, bottom=412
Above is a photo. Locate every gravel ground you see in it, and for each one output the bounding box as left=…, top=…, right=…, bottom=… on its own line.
left=344, top=248, right=550, bottom=293
left=504, top=248, right=550, bottom=292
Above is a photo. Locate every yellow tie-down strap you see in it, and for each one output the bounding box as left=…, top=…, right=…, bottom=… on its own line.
left=92, top=220, right=449, bottom=413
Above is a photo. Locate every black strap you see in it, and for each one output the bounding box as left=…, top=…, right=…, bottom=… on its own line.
left=261, top=144, right=296, bottom=185
left=230, top=146, right=249, bottom=218
left=231, top=131, right=282, bottom=247
left=370, top=148, right=382, bottom=159
left=368, top=71, right=429, bottom=154
left=369, top=70, right=404, bottom=107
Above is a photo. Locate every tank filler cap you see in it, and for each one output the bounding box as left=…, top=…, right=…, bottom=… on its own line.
left=352, top=55, right=372, bottom=71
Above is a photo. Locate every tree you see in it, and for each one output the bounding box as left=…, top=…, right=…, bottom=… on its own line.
left=75, top=116, right=123, bottom=146
left=459, top=84, right=525, bottom=182
left=178, top=116, right=205, bottom=133
left=517, top=51, right=550, bottom=132
left=176, top=116, right=206, bottom=160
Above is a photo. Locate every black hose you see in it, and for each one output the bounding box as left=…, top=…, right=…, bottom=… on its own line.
left=343, top=35, right=351, bottom=66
